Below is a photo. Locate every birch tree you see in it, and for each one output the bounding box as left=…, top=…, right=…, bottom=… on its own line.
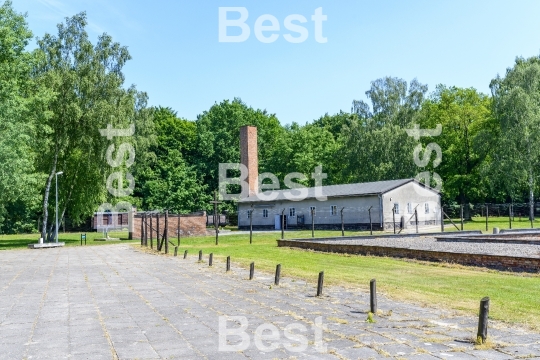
left=33, top=13, right=144, bottom=240
left=490, top=56, right=540, bottom=220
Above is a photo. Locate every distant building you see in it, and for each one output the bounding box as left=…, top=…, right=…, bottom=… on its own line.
left=236, top=126, right=441, bottom=231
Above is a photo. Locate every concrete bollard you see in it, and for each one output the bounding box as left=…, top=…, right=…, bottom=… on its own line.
left=493, top=227, right=499, bottom=234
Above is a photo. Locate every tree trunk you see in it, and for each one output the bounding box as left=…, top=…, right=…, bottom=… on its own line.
left=47, top=221, right=55, bottom=242
left=459, top=192, right=471, bottom=221
left=41, top=155, right=57, bottom=241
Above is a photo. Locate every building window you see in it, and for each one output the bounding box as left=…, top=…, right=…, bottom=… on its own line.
left=289, top=208, right=296, bottom=217
left=394, top=203, right=399, bottom=214
left=310, top=206, right=316, bottom=215
left=331, top=205, right=337, bottom=216
left=263, top=209, right=269, bottom=218
left=425, top=203, right=430, bottom=214
left=407, top=203, right=413, bottom=214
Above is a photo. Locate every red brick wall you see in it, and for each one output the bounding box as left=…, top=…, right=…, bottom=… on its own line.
left=277, top=240, right=540, bottom=273
left=92, top=213, right=129, bottom=229
left=132, top=212, right=207, bottom=240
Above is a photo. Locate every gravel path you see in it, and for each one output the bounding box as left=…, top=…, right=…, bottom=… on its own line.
left=314, top=236, right=540, bottom=258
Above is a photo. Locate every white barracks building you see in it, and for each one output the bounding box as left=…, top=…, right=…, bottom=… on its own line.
left=236, top=126, right=441, bottom=231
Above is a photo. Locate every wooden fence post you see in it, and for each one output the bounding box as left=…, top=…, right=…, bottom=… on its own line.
left=249, top=262, right=255, bottom=280
left=275, top=264, right=281, bottom=286
left=164, top=210, right=169, bottom=255
left=460, top=204, right=464, bottom=231
left=341, top=207, right=345, bottom=237
left=415, top=209, right=418, bottom=234
left=177, top=214, right=181, bottom=247
left=145, top=213, right=148, bottom=247
left=249, top=207, right=253, bottom=244
left=311, top=208, right=315, bottom=238
left=157, top=212, right=161, bottom=251
left=150, top=213, right=153, bottom=249
left=393, top=204, right=396, bottom=234
left=477, top=297, right=490, bottom=344
left=509, top=204, right=512, bottom=229
left=316, top=271, right=324, bottom=297
left=140, top=214, right=144, bottom=246
left=485, top=204, right=489, bottom=232
left=369, top=206, right=373, bottom=235
left=281, top=208, right=285, bottom=240
left=370, top=279, right=377, bottom=314
left=440, top=206, right=444, bottom=232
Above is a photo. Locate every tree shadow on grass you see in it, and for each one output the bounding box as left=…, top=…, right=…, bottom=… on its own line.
left=0, top=236, right=48, bottom=250
left=0, top=232, right=131, bottom=250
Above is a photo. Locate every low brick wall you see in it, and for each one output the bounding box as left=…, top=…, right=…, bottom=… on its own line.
left=277, top=239, right=540, bottom=273
left=132, top=212, right=207, bottom=240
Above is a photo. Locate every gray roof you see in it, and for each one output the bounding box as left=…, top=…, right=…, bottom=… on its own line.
left=238, top=178, right=435, bottom=203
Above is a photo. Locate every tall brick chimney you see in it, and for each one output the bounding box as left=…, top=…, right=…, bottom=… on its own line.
left=240, top=125, right=258, bottom=197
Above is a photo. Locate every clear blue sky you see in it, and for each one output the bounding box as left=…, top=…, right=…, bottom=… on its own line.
left=15, top=0, right=540, bottom=124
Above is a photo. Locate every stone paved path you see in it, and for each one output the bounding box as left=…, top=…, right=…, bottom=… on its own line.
left=1, top=244, right=539, bottom=360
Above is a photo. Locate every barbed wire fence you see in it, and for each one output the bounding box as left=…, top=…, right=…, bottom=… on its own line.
left=442, top=202, right=540, bottom=231
left=232, top=203, right=445, bottom=239
left=221, top=202, right=540, bottom=239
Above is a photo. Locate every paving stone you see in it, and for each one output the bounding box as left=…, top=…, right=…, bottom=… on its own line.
left=334, top=345, right=382, bottom=359
left=0, top=244, right=537, bottom=359
left=470, top=350, right=514, bottom=360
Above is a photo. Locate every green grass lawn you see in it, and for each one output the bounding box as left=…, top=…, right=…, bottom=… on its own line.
left=0, top=231, right=138, bottom=250
left=161, top=229, right=540, bottom=330
left=445, top=216, right=540, bottom=232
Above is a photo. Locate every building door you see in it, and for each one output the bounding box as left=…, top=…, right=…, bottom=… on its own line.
left=275, top=215, right=288, bottom=230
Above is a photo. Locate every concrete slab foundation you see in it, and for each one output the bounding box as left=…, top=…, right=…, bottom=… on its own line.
left=27, top=242, right=65, bottom=249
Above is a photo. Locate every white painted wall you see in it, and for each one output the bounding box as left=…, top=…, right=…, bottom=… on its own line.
left=382, top=182, right=440, bottom=225
left=238, top=195, right=382, bottom=228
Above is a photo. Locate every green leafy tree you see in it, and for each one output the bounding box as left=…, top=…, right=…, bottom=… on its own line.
left=342, top=77, right=427, bottom=183
left=417, top=86, right=494, bottom=205
left=134, top=107, right=208, bottom=212
left=140, top=149, right=208, bottom=212
left=0, top=1, right=50, bottom=233
left=33, top=13, right=145, bottom=240
left=489, top=56, right=540, bottom=219
left=265, top=123, right=339, bottom=186
left=340, top=120, right=418, bottom=183
left=194, top=98, right=284, bottom=196
left=312, top=111, right=354, bottom=139
left=353, top=77, right=428, bottom=128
